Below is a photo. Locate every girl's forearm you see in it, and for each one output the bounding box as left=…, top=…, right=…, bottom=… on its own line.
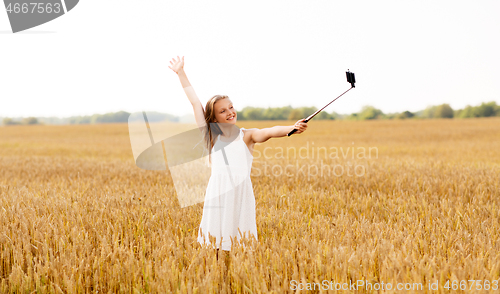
left=268, top=125, right=295, bottom=138
left=177, top=68, right=191, bottom=88
left=252, top=123, right=305, bottom=143
left=177, top=68, right=200, bottom=105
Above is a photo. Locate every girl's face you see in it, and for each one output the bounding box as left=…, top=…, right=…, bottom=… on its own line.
left=214, top=98, right=237, bottom=124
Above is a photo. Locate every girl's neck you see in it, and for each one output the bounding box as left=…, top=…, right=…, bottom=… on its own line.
left=220, top=130, right=235, bottom=138
left=219, top=125, right=238, bottom=140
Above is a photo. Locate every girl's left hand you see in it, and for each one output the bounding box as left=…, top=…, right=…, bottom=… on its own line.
left=168, top=56, right=184, bottom=74
left=293, top=119, right=308, bottom=134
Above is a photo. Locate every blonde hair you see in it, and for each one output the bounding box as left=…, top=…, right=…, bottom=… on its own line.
left=204, top=95, right=230, bottom=164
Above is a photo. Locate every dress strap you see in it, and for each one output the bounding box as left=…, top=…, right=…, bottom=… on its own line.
left=240, top=127, right=245, bottom=139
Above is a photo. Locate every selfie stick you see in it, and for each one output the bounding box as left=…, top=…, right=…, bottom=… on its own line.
left=287, top=70, right=356, bottom=136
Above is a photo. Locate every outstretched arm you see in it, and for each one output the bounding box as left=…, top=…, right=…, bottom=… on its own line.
left=249, top=119, right=308, bottom=143
left=168, top=56, right=206, bottom=129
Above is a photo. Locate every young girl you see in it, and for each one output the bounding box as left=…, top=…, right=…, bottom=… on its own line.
left=168, top=56, right=308, bottom=252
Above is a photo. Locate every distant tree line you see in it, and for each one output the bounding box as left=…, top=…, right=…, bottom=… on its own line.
left=1, top=111, right=177, bottom=126
left=2, top=117, right=40, bottom=125
left=236, top=101, right=500, bottom=121
left=236, top=106, right=338, bottom=121
left=346, top=101, right=500, bottom=120
left=2, top=101, right=499, bottom=126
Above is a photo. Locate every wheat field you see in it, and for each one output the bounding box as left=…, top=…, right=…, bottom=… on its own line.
left=1, top=118, right=499, bottom=293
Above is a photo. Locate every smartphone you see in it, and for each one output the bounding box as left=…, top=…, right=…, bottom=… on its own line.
left=346, top=70, right=356, bottom=88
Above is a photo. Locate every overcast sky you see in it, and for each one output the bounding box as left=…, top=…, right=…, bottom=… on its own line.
left=1, top=0, right=499, bottom=118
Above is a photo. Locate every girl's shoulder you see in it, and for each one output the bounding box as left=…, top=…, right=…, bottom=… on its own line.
left=240, top=127, right=258, bottom=134
left=240, top=127, right=258, bottom=144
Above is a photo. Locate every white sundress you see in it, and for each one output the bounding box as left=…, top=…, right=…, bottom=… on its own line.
left=197, top=127, right=258, bottom=251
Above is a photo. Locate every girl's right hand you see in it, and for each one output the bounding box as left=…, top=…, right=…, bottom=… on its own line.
left=293, top=118, right=308, bottom=134
left=168, top=56, right=184, bottom=74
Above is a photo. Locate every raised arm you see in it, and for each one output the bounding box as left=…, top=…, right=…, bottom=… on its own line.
left=248, top=119, right=308, bottom=143
left=168, top=56, right=206, bottom=129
